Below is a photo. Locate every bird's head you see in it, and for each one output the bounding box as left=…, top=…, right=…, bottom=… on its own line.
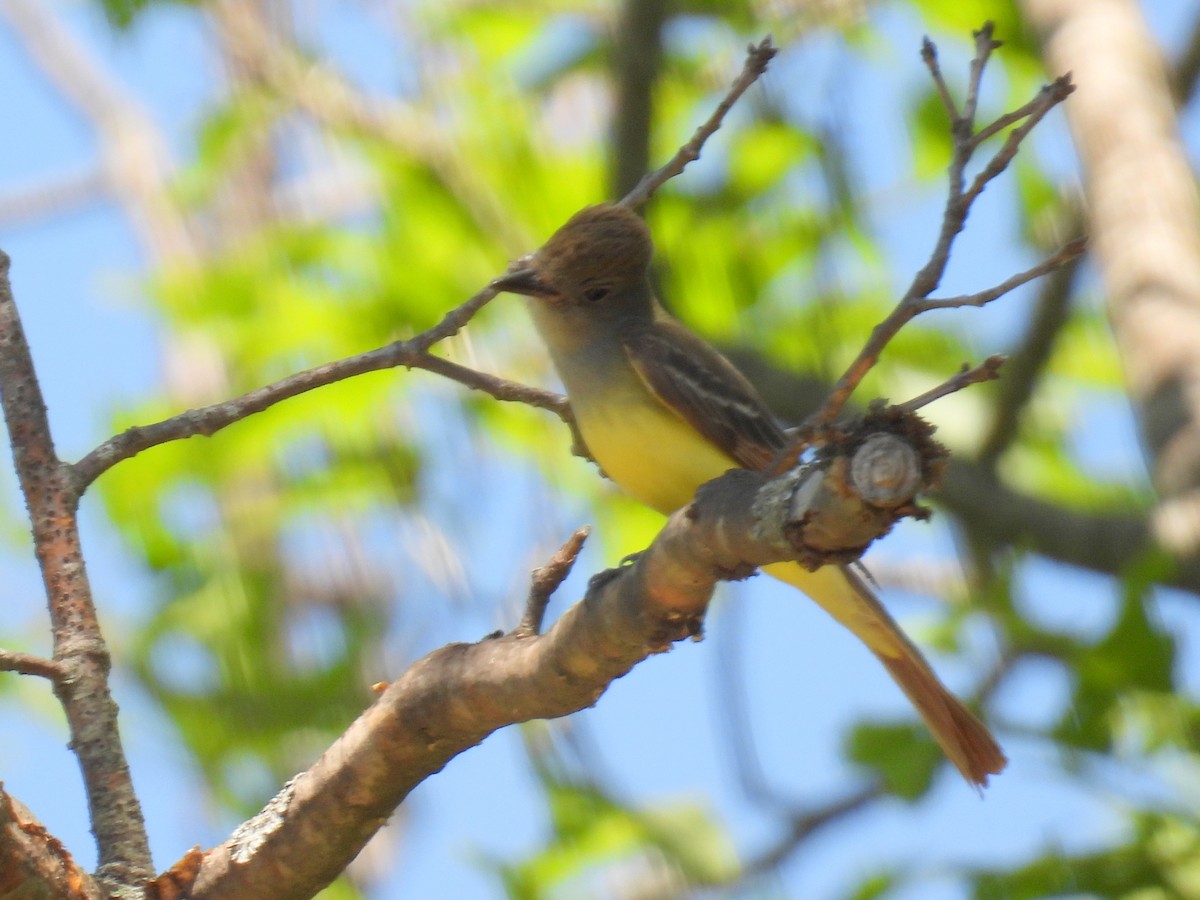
left=494, top=204, right=653, bottom=307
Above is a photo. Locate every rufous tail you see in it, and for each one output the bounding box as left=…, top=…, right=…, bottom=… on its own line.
left=762, top=561, right=1007, bottom=787
left=874, top=648, right=1006, bottom=787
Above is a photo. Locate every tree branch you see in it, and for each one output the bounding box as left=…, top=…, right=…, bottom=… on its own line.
left=410, top=352, right=570, bottom=421
left=0, top=253, right=152, bottom=890
left=73, top=22, right=787, bottom=491
left=0, top=648, right=64, bottom=680
left=936, top=458, right=1200, bottom=587
left=978, top=244, right=1080, bottom=470
left=723, top=348, right=1200, bottom=593
left=1022, top=0, right=1200, bottom=554
left=1170, top=9, right=1200, bottom=105
left=921, top=238, right=1086, bottom=310
left=71, top=281, right=515, bottom=490
left=737, top=784, right=884, bottom=880
left=187, top=428, right=927, bottom=899
left=899, top=355, right=1007, bottom=412
left=610, top=0, right=671, bottom=199
left=0, top=786, right=102, bottom=900
left=804, top=38, right=1076, bottom=433
left=619, top=36, right=778, bottom=209
left=920, top=36, right=960, bottom=123
left=513, top=526, right=590, bottom=638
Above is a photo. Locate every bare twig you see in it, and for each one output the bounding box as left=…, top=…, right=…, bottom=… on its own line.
left=738, top=784, right=884, bottom=880
left=0, top=649, right=65, bottom=681
left=922, top=238, right=1086, bottom=310
left=921, top=37, right=960, bottom=122
left=779, top=236, right=1083, bottom=472
left=765, top=32, right=1077, bottom=478
left=513, top=527, right=591, bottom=638
left=0, top=252, right=152, bottom=889
left=962, top=77, right=1075, bottom=208
left=899, top=355, right=1007, bottom=412
left=804, top=37, right=1076, bottom=433
left=978, top=248, right=1080, bottom=469
left=72, top=25, right=786, bottom=491
left=411, top=353, right=569, bottom=420
left=71, top=281, right=538, bottom=490
left=974, top=649, right=1022, bottom=706
left=971, top=77, right=1070, bottom=147
left=962, top=22, right=1002, bottom=127
left=725, top=350, right=1200, bottom=591
left=0, top=167, right=107, bottom=229
left=619, top=36, right=778, bottom=208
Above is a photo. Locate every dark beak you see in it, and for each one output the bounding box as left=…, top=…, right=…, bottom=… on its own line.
left=492, top=265, right=558, bottom=298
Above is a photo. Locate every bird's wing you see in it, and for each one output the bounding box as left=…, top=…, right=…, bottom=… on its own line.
left=621, top=316, right=787, bottom=471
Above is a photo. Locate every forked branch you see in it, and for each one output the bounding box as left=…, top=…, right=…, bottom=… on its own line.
left=787, top=23, right=1080, bottom=462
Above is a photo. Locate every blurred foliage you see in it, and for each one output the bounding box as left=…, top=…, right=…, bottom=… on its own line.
left=16, top=0, right=1188, bottom=897
left=973, top=811, right=1200, bottom=899
left=846, top=721, right=941, bottom=801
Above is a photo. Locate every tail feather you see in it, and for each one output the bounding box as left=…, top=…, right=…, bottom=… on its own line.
left=876, top=651, right=1007, bottom=787
left=762, top=561, right=1007, bottom=787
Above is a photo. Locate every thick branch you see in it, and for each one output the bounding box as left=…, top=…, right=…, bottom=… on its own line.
left=0, top=786, right=102, bottom=900
left=1022, top=0, right=1200, bottom=553
left=723, top=348, right=1200, bottom=593
left=610, top=0, right=670, bottom=199
left=187, top=432, right=927, bottom=898
left=1170, top=10, right=1200, bottom=105
left=0, top=252, right=152, bottom=888
left=936, top=459, right=1198, bottom=586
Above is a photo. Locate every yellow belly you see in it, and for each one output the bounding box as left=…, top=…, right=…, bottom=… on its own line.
left=575, top=382, right=908, bottom=658
left=576, top=397, right=737, bottom=515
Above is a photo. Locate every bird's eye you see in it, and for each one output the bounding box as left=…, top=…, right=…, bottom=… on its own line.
left=584, top=286, right=609, bottom=302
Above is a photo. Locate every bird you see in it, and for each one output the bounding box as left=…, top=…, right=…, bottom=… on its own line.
left=494, top=203, right=1006, bottom=787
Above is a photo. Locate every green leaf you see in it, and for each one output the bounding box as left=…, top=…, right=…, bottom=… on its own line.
left=912, top=0, right=1024, bottom=49
left=1055, top=582, right=1175, bottom=752
left=490, top=779, right=738, bottom=895
left=97, top=0, right=202, bottom=30
left=728, top=121, right=815, bottom=196
left=851, top=870, right=900, bottom=900
left=971, top=811, right=1200, bottom=899
left=911, top=88, right=955, bottom=182
left=846, top=721, right=940, bottom=801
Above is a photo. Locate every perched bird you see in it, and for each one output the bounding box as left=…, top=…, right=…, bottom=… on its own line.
left=495, top=203, right=1006, bottom=787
